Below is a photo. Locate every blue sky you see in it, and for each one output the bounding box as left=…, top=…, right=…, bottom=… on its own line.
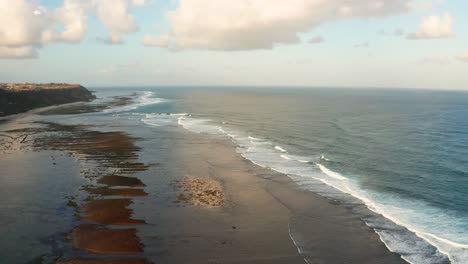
left=0, top=0, right=467, bottom=90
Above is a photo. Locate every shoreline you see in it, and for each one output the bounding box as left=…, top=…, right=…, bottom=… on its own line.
left=169, top=129, right=408, bottom=263
left=175, top=113, right=453, bottom=264
left=0, top=94, right=410, bottom=264
left=0, top=94, right=134, bottom=122
left=0, top=101, right=86, bottom=121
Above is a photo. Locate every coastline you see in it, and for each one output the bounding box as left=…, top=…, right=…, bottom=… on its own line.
left=0, top=93, right=408, bottom=264
left=0, top=101, right=86, bottom=121
left=155, top=128, right=407, bottom=263
left=0, top=84, right=95, bottom=117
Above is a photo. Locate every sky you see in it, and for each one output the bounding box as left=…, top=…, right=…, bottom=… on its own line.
left=0, top=0, right=467, bottom=90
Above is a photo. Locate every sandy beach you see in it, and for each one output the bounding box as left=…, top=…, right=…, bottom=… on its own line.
left=148, top=128, right=406, bottom=264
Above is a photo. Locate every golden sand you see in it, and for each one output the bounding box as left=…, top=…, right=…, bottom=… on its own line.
left=178, top=177, right=224, bottom=207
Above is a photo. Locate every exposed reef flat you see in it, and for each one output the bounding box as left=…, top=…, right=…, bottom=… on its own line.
left=0, top=83, right=95, bottom=117
left=0, top=113, right=152, bottom=263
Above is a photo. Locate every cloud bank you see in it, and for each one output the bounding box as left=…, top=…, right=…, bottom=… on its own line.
left=0, top=0, right=145, bottom=58
left=143, top=0, right=412, bottom=51
left=408, top=13, right=454, bottom=39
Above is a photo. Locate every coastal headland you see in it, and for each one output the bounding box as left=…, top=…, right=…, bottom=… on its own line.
left=0, top=83, right=95, bottom=117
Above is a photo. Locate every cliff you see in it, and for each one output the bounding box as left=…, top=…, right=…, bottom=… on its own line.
left=0, top=83, right=95, bottom=117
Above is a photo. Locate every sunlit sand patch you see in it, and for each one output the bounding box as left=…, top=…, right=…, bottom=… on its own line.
left=56, top=259, right=149, bottom=264
left=177, top=176, right=224, bottom=207
left=97, top=175, right=146, bottom=187
left=81, top=199, right=145, bottom=225
left=71, top=225, right=143, bottom=254
left=84, top=187, right=147, bottom=197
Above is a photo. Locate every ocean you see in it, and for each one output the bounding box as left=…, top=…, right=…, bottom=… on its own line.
left=118, top=87, right=468, bottom=264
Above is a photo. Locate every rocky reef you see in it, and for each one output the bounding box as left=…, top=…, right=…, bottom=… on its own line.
left=0, top=83, right=95, bottom=117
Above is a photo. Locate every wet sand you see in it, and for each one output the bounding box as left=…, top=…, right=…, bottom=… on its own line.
left=81, top=199, right=146, bottom=225
left=57, top=259, right=149, bottom=264
left=84, top=187, right=148, bottom=197
left=71, top=225, right=143, bottom=254
left=0, top=115, right=151, bottom=263
left=36, top=123, right=151, bottom=262
left=97, top=176, right=146, bottom=187
left=147, top=129, right=407, bottom=264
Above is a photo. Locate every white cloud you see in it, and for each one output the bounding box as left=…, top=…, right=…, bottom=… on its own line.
left=308, top=36, right=324, bottom=44
left=93, top=0, right=145, bottom=44
left=0, top=0, right=50, bottom=47
left=0, top=0, right=145, bottom=59
left=408, top=13, right=454, bottom=39
left=455, top=51, right=468, bottom=63
left=42, top=0, right=88, bottom=43
left=0, top=46, right=37, bottom=59
left=144, top=0, right=412, bottom=51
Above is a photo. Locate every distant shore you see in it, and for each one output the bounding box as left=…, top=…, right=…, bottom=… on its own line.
left=0, top=83, right=95, bottom=117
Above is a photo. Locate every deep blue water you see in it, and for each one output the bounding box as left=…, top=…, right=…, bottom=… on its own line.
left=109, top=87, right=468, bottom=264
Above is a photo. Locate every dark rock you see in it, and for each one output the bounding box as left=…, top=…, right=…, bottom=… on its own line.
left=0, top=83, right=95, bottom=117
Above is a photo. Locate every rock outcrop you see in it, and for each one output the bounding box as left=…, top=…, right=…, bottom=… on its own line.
left=0, top=83, right=95, bottom=117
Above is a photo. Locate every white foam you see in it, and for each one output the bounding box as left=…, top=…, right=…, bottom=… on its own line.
left=275, top=145, right=287, bottom=153
left=175, top=115, right=468, bottom=264
left=317, top=164, right=348, bottom=180
left=178, top=117, right=224, bottom=135
left=285, top=154, right=312, bottom=163
left=142, top=113, right=187, bottom=127
left=104, top=91, right=168, bottom=113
